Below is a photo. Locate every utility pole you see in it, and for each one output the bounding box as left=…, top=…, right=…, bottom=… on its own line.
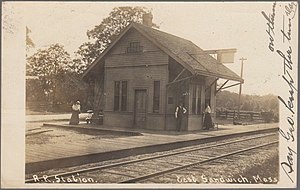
left=238, top=57, right=247, bottom=119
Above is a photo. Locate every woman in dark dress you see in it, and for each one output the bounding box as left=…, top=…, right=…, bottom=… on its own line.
left=203, top=103, right=213, bottom=130
left=69, top=100, right=81, bottom=125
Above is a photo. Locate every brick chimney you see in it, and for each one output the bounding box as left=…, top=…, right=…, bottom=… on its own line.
left=142, top=13, right=153, bottom=27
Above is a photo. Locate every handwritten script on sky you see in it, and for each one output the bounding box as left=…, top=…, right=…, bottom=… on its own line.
left=262, top=1, right=298, bottom=185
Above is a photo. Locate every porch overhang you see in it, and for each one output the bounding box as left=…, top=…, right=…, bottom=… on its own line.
left=166, top=72, right=243, bottom=88
left=195, top=69, right=244, bottom=83
left=216, top=80, right=243, bottom=94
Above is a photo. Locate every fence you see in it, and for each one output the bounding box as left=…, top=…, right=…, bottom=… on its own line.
left=216, top=110, right=275, bottom=123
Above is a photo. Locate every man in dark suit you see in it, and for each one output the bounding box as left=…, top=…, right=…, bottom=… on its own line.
left=175, top=103, right=187, bottom=132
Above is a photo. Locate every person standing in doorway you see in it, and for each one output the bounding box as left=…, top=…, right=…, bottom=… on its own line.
left=69, top=100, right=81, bottom=125
left=203, top=103, right=213, bottom=130
left=175, top=103, right=187, bottom=132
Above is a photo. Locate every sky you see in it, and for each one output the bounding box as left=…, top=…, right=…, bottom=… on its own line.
left=5, top=2, right=298, bottom=96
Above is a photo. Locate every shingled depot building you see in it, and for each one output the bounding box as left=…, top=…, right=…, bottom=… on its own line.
left=83, top=14, right=243, bottom=131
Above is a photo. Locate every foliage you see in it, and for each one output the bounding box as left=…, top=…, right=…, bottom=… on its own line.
left=27, top=6, right=159, bottom=112
left=26, top=78, right=46, bottom=103
left=216, top=90, right=279, bottom=113
left=27, top=44, right=72, bottom=98
left=26, top=44, right=89, bottom=108
left=216, top=91, right=279, bottom=122
left=27, top=44, right=72, bottom=75
left=26, top=73, right=89, bottom=112
left=216, top=91, right=238, bottom=110
left=261, top=111, right=274, bottom=123
left=75, top=6, right=158, bottom=67
left=70, top=58, right=89, bottom=75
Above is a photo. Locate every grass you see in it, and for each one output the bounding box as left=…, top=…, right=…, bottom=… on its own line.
left=232, top=153, right=279, bottom=184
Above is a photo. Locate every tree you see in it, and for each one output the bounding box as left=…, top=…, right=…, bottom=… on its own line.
left=26, top=26, right=35, bottom=52
left=55, top=72, right=89, bottom=108
left=27, top=44, right=73, bottom=104
left=74, top=6, right=158, bottom=112
left=216, top=90, right=279, bottom=113
left=71, top=58, right=89, bottom=74
left=76, top=6, right=158, bottom=67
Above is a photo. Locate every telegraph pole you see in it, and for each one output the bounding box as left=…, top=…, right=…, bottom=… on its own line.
left=238, top=57, right=247, bottom=119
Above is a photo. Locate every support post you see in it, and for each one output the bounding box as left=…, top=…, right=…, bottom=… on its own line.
left=238, top=57, right=247, bottom=119
left=216, top=80, right=229, bottom=93
left=171, top=68, right=186, bottom=83
left=200, top=85, right=205, bottom=129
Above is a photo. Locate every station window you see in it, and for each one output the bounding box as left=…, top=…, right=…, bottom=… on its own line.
left=126, top=42, right=143, bottom=53
left=191, top=84, right=202, bottom=114
left=114, top=81, right=127, bottom=111
left=153, top=81, right=160, bottom=113
left=121, top=81, right=127, bottom=111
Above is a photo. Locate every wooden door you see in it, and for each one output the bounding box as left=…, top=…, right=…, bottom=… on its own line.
left=134, top=90, right=147, bottom=128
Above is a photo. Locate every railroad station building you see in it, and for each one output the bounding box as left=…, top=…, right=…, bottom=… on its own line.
left=82, top=14, right=243, bottom=131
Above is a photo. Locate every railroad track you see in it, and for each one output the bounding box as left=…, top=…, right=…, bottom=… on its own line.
left=26, top=132, right=278, bottom=183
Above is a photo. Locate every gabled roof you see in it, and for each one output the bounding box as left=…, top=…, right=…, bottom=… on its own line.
left=83, top=23, right=243, bottom=83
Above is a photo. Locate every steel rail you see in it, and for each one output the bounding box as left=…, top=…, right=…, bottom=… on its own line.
left=25, top=132, right=277, bottom=183
left=120, top=141, right=278, bottom=183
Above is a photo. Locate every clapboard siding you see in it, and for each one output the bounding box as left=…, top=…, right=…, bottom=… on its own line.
left=85, top=22, right=228, bottom=131
left=146, top=115, right=165, bottom=130
left=103, top=112, right=133, bottom=128
left=188, top=115, right=203, bottom=130
left=109, top=28, right=160, bottom=55
left=104, top=65, right=168, bottom=113
left=106, top=51, right=168, bottom=68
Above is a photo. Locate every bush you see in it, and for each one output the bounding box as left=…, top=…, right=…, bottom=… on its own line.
left=261, top=111, right=274, bottom=123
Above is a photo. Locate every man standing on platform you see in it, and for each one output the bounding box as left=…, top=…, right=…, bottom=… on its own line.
left=175, top=102, right=187, bottom=132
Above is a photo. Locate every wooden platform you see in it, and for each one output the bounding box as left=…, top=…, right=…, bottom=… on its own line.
left=25, top=123, right=278, bottom=173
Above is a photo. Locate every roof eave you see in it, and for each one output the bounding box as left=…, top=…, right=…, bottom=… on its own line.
left=132, top=24, right=196, bottom=75
left=195, top=69, right=243, bottom=83
left=82, top=23, right=135, bottom=79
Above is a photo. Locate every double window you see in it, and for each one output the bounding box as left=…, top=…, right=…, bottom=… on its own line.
left=114, top=81, right=127, bottom=111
